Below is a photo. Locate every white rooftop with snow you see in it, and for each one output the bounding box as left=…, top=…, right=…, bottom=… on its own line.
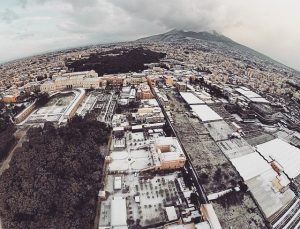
left=180, top=92, right=204, bottom=105
left=236, top=87, right=269, bottom=103
left=191, top=105, right=223, bottom=122
left=256, top=138, right=300, bottom=178
left=231, top=152, right=271, bottom=181
left=111, top=197, right=127, bottom=228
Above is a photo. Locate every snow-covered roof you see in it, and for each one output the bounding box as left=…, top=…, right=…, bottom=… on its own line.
left=166, top=206, right=178, bottom=221
left=111, top=197, right=127, bottom=227
left=231, top=153, right=272, bottom=181
left=191, top=105, right=222, bottom=122
left=256, top=138, right=300, bottom=178
left=180, top=92, right=204, bottom=105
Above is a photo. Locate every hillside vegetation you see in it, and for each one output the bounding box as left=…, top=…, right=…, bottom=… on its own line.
left=67, top=47, right=166, bottom=75
left=0, top=114, right=16, bottom=162
left=0, top=116, right=110, bottom=229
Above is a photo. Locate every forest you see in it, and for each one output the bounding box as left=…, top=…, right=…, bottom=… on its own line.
left=66, top=48, right=166, bottom=75
left=0, top=114, right=16, bottom=162
left=0, top=116, right=111, bottom=229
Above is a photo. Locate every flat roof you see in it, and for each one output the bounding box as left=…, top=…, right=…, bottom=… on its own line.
left=200, top=204, right=222, bottom=229
left=166, top=206, right=178, bottom=221
left=180, top=92, right=204, bottom=105
left=231, top=152, right=272, bottom=181
left=160, top=151, right=185, bottom=161
left=114, top=176, right=122, bottom=190
left=256, top=138, right=300, bottom=178
left=249, top=97, right=270, bottom=104
left=191, top=105, right=223, bottom=122
left=246, top=170, right=295, bottom=219
left=111, top=197, right=127, bottom=227
left=236, top=87, right=261, bottom=98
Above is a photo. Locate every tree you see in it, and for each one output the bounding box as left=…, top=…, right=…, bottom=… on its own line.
left=190, top=192, right=199, bottom=207
left=35, top=92, right=50, bottom=107
left=0, top=117, right=111, bottom=229
left=0, top=114, right=16, bottom=162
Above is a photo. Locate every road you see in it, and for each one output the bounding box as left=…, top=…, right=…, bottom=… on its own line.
left=152, top=88, right=209, bottom=204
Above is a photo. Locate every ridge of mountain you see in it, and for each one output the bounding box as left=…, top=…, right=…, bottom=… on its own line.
left=136, top=29, right=299, bottom=75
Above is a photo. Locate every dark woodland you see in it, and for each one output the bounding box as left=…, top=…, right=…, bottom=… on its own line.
left=66, top=48, right=166, bottom=75
left=0, top=116, right=110, bottom=229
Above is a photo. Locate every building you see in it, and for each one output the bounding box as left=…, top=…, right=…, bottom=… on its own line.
left=1, top=94, right=17, bottom=103
left=164, top=75, right=176, bottom=86
left=166, top=206, right=178, bottom=221
left=124, top=75, right=147, bottom=86
left=114, top=176, right=122, bottom=190
left=136, top=83, right=154, bottom=100
left=151, top=137, right=186, bottom=171
left=175, top=82, right=187, bottom=92
left=102, top=74, right=125, bottom=88
left=15, top=101, right=36, bottom=123
left=111, top=197, right=128, bottom=228
left=41, top=70, right=104, bottom=92
left=147, top=75, right=159, bottom=88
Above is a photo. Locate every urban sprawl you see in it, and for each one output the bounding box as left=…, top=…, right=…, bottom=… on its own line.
left=0, top=39, right=300, bottom=229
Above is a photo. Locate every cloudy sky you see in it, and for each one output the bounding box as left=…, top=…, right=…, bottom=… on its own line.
left=0, top=0, right=299, bottom=70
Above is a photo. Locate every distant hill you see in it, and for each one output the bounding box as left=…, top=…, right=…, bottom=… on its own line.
left=136, top=29, right=299, bottom=75
left=137, top=29, right=234, bottom=44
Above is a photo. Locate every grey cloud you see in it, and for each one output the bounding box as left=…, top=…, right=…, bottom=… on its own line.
left=18, top=0, right=28, bottom=9
left=1, top=0, right=300, bottom=70
left=34, top=0, right=98, bottom=10
left=0, top=9, right=19, bottom=24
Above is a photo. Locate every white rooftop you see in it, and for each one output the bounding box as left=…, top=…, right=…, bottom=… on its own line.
left=180, top=92, right=205, bottom=105
left=236, top=87, right=261, bottom=98
left=111, top=197, right=127, bottom=227
left=256, top=138, right=300, bottom=178
left=231, top=152, right=272, bottom=181
left=191, top=105, right=223, bottom=122
left=249, top=97, right=270, bottom=104
left=165, top=206, right=178, bottom=221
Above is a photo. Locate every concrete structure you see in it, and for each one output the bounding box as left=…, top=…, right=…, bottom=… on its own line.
left=175, top=82, right=187, bottom=92
left=136, top=83, right=153, bottom=99
left=114, top=176, right=122, bottom=190
left=166, top=206, right=178, bottom=221
left=200, top=204, right=222, bottom=229
left=21, top=89, right=85, bottom=125
left=41, top=70, right=104, bottom=92
left=15, top=100, right=36, bottom=123
left=235, top=87, right=270, bottom=104
left=102, top=74, right=125, bottom=88
left=1, top=94, right=17, bottom=103
left=190, top=105, right=223, bottom=122
left=180, top=92, right=204, bottom=105
left=111, top=197, right=128, bottom=228
left=256, top=138, right=300, bottom=179
left=152, top=137, right=186, bottom=171
left=164, top=75, right=175, bottom=86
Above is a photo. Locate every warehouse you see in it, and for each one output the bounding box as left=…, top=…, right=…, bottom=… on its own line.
left=235, top=87, right=270, bottom=104
left=231, top=153, right=271, bottom=181
left=256, top=138, right=300, bottom=179
left=111, top=197, right=128, bottom=228
left=190, top=105, right=223, bottom=122
left=180, top=92, right=204, bottom=105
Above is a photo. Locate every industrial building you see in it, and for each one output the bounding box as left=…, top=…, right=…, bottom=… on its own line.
left=190, top=105, right=223, bottom=122
left=110, top=197, right=128, bottom=228
left=180, top=92, right=205, bottom=105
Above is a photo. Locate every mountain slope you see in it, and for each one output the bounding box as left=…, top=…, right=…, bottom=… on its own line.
left=137, top=29, right=235, bottom=44
left=136, top=29, right=298, bottom=74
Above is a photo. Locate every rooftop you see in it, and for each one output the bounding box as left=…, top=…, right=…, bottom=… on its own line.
left=256, top=138, right=300, bottom=179
left=180, top=92, right=205, bottom=105
left=191, top=105, right=223, bottom=122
